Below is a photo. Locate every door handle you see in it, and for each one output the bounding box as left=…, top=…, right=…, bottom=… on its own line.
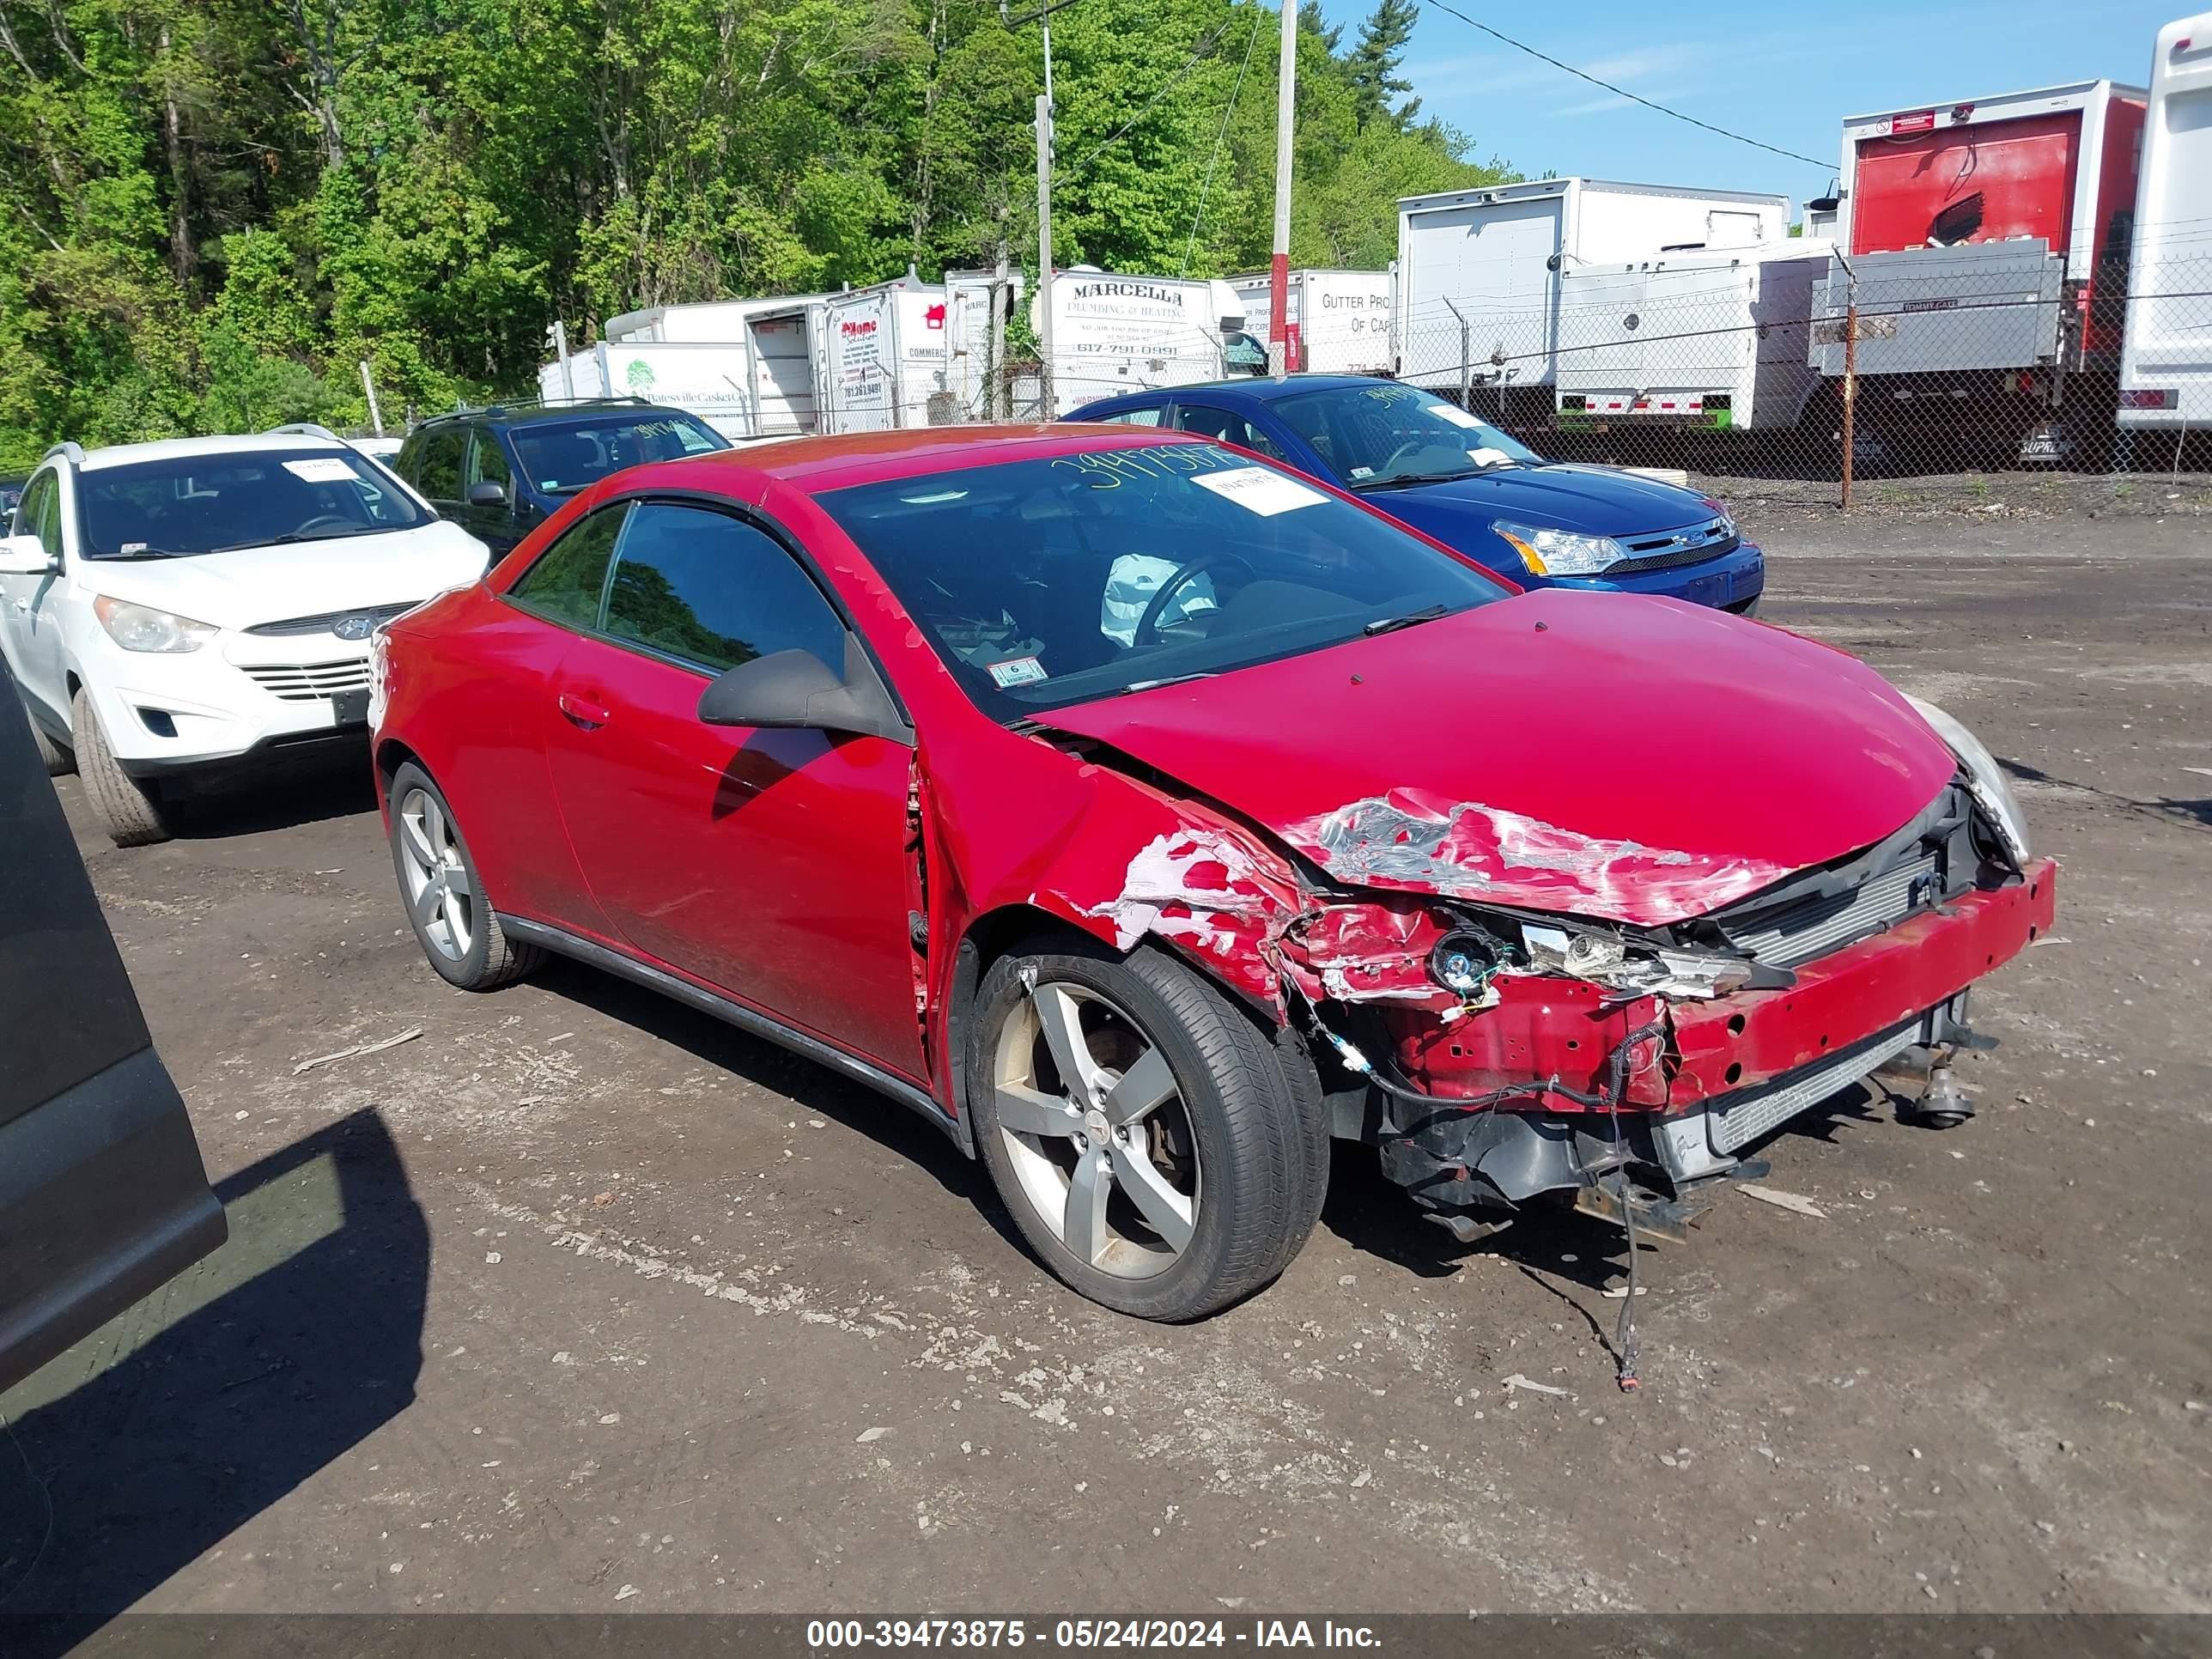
left=557, top=691, right=611, bottom=729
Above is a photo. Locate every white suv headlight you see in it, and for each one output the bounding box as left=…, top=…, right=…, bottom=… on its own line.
left=1491, top=520, right=1628, bottom=577
left=1906, top=696, right=2031, bottom=863
left=93, top=595, right=218, bottom=653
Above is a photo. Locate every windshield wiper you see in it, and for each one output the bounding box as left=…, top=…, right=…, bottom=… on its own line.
left=1352, top=470, right=1483, bottom=492
left=1113, top=671, right=1218, bottom=696
left=1364, top=604, right=1449, bottom=636
left=234, top=526, right=378, bottom=550
left=92, top=546, right=188, bottom=561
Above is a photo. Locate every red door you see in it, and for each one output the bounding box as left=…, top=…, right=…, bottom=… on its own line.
left=542, top=501, right=927, bottom=1081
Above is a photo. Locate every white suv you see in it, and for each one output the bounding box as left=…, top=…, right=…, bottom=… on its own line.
left=0, top=426, right=489, bottom=845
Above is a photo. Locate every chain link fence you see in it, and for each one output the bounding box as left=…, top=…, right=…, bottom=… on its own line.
left=1392, top=247, right=2212, bottom=509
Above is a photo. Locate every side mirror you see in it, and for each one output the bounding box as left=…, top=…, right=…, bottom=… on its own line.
left=0, top=534, right=58, bottom=576
left=466, top=481, right=507, bottom=507
left=696, top=633, right=911, bottom=744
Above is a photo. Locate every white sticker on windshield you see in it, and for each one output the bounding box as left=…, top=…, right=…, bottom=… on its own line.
left=283, top=457, right=359, bottom=484
left=1349, top=465, right=1375, bottom=479
left=1468, top=447, right=1512, bottom=466
left=988, top=656, right=1048, bottom=688
left=1189, top=465, right=1328, bottom=517
left=1426, top=404, right=1483, bottom=429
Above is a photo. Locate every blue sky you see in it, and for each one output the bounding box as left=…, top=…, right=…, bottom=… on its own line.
left=1328, top=0, right=2183, bottom=214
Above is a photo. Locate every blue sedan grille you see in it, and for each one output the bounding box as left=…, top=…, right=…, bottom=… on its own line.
left=1606, top=516, right=1737, bottom=575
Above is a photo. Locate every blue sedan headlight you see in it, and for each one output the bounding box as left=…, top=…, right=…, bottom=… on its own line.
left=1491, top=519, right=1628, bottom=578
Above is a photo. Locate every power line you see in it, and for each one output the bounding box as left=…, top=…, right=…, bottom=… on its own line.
left=1182, top=5, right=1267, bottom=276
left=1418, top=2, right=1831, bottom=172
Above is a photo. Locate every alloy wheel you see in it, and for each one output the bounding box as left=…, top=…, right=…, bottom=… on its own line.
left=990, top=979, right=1201, bottom=1279
left=396, top=786, right=477, bottom=962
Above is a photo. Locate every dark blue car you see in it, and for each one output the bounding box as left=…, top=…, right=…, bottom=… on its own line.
left=1065, top=375, right=1763, bottom=613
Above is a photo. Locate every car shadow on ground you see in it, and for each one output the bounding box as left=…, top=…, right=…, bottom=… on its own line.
left=0, top=1109, right=426, bottom=1656
left=1997, top=755, right=2212, bottom=834
left=523, top=957, right=1012, bottom=1220
left=164, top=753, right=380, bottom=841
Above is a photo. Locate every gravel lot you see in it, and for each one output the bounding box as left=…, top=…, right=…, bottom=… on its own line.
left=3, top=498, right=2207, bottom=1629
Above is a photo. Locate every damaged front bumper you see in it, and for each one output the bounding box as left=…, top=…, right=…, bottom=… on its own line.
left=1359, top=860, right=2057, bottom=1222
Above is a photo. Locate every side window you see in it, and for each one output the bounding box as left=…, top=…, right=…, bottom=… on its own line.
left=603, top=502, right=845, bottom=676
left=466, top=428, right=512, bottom=494
left=26, top=474, right=62, bottom=559
left=14, top=473, right=52, bottom=548
left=1092, top=407, right=1164, bottom=427
left=1171, top=404, right=1284, bottom=461
left=508, top=504, right=629, bottom=630
left=416, top=428, right=466, bottom=501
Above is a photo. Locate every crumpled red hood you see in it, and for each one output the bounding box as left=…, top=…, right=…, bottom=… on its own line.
left=1043, top=591, right=1957, bottom=927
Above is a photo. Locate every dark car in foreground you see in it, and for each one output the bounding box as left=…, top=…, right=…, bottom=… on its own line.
left=2, top=653, right=226, bottom=1393
left=369, top=424, right=2049, bottom=1324
left=1068, top=375, right=1764, bottom=613
left=392, top=398, right=729, bottom=562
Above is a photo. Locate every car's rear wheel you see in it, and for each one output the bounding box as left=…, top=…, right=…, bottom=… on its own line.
left=968, top=939, right=1328, bottom=1321
left=72, top=688, right=175, bottom=847
left=387, top=761, right=540, bottom=991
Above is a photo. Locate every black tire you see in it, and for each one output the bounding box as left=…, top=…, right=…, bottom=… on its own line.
left=386, top=760, right=541, bottom=991
left=72, top=688, right=175, bottom=847
left=23, top=702, right=72, bottom=775
left=967, top=937, right=1329, bottom=1321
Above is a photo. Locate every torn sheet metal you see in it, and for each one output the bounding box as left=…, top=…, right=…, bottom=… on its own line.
left=1520, top=925, right=1750, bottom=1001
left=1284, top=787, right=1795, bottom=921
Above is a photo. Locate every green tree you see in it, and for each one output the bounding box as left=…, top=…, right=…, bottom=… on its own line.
left=1346, top=0, right=1419, bottom=132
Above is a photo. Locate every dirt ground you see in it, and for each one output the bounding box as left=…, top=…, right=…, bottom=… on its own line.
left=2, top=499, right=2207, bottom=1629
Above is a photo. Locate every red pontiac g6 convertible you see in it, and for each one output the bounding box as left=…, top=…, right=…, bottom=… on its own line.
left=369, top=425, right=2055, bottom=1321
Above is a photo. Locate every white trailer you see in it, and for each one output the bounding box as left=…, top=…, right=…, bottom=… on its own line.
left=540, top=270, right=1021, bottom=441
left=821, top=271, right=1017, bottom=431
left=1037, top=271, right=1261, bottom=416
left=1554, top=241, right=1831, bottom=431
left=2119, top=14, right=2212, bottom=430
left=1227, top=270, right=1393, bottom=374
left=1393, top=178, right=1791, bottom=422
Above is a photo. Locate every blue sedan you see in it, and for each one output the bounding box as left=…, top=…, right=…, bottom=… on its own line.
left=1064, top=375, right=1764, bottom=613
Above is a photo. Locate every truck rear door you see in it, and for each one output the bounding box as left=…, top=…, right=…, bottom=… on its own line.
left=2121, top=20, right=2212, bottom=428
left=0, top=655, right=226, bottom=1395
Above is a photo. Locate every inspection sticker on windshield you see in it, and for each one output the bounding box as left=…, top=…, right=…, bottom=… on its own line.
left=1189, top=465, right=1327, bottom=516
left=282, top=457, right=358, bottom=484
left=988, top=656, right=1048, bottom=689
left=1426, top=404, right=1483, bottom=429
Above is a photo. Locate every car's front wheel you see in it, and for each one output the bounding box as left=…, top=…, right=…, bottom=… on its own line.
left=387, top=761, right=540, bottom=991
left=72, top=689, right=175, bottom=847
left=968, top=939, right=1328, bottom=1321
left=21, top=700, right=72, bottom=776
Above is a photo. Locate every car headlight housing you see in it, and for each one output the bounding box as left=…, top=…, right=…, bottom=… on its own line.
left=1906, top=696, right=2031, bottom=864
left=1491, top=519, right=1628, bottom=577
left=93, top=595, right=218, bottom=653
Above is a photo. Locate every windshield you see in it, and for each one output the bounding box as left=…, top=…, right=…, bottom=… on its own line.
left=510, top=412, right=728, bottom=495
left=78, top=447, right=428, bottom=560
left=816, top=441, right=1509, bottom=718
left=1274, top=383, right=1542, bottom=489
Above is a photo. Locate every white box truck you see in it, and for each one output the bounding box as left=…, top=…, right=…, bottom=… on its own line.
left=1036, top=271, right=1263, bottom=416
left=2119, top=14, right=2212, bottom=432
left=1227, top=270, right=1394, bottom=374
left=1393, top=178, right=1791, bottom=423
left=1810, top=80, right=2146, bottom=457
left=1555, top=242, right=1831, bottom=432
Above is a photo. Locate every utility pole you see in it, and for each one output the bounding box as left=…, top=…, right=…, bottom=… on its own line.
left=358, top=359, right=385, bottom=437
left=1267, top=0, right=1297, bottom=377
left=1036, top=94, right=1054, bottom=418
